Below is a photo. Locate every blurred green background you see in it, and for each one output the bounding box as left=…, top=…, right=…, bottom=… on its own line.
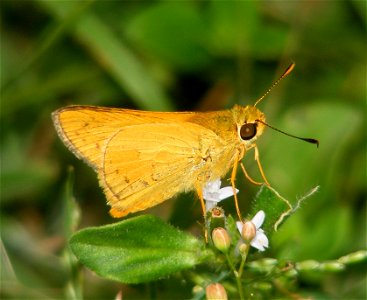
left=1, top=1, right=365, bottom=299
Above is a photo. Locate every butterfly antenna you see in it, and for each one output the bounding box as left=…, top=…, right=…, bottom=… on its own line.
left=254, top=62, right=295, bottom=107
left=256, top=119, right=319, bottom=147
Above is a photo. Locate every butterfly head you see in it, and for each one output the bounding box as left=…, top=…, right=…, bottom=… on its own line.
left=232, top=104, right=266, bottom=146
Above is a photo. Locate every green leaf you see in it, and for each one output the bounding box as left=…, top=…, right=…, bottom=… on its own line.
left=249, top=185, right=318, bottom=233
left=70, top=215, right=212, bottom=283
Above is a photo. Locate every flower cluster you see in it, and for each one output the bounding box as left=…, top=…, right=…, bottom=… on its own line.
left=203, top=179, right=268, bottom=252
left=203, top=179, right=269, bottom=299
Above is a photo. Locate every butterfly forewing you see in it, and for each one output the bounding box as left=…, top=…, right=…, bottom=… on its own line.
left=52, top=106, right=235, bottom=217
left=52, top=106, right=196, bottom=168
left=100, top=122, right=223, bottom=217
left=52, top=106, right=128, bottom=169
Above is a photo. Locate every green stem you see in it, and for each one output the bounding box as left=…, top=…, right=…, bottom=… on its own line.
left=225, top=253, right=245, bottom=300
left=235, top=271, right=245, bottom=300
left=238, top=245, right=249, bottom=278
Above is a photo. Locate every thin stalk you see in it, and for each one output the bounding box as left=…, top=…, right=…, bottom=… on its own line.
left=225, top=253, right=244, bottom=300
left=237, top=244, right=250, bottom=278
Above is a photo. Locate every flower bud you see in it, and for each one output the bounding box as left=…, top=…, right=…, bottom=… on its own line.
left=192, top=285, right=204, bottom=295
left=206, top=283, right=228, bottom=300
left=319, top=261, right=345, bottom=272
left=212, top=227, right=231, bottom=253
left=296, top=260, right=320, bottom=271
left=207, top=206, right=225, bottom=230
left=241, top=220, right=256, bottom=242
left=115, top=289, right=122, bottom=300
left=211, top=207, right=225, bottom=218
left=338, top=250, right=367, bottom=265
left=239, top=242, right=249, bottom=255
left=248, top=258, right=277, bottom=273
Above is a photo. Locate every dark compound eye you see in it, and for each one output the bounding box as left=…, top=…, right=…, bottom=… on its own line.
left=240, top=123, right=257, bottom=140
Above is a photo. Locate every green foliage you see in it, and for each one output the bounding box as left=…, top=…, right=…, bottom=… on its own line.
left=126, top=2, right=210, bottom=71
left=70, top=215, right=212, bottom=284
left=1, top=1, right=365, bottom=299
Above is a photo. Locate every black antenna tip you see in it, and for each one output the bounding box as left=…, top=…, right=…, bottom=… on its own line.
left=303, top=138, right=319, bottom=148
left=313, top=139, right=320, bottom=148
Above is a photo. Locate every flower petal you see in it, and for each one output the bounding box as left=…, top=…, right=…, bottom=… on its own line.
left=203, top=191, right=221, bottom=202
left=250, top=230, right=269, bottom=251
left=236, top=221, right=243, bottom=233
left=218, top=186, right=238, bottom=200
left=204, top=179, right=221, bottom=193
left=203, top=179, right=222, bottom=201
left=251, top=210, right=265, bottom=229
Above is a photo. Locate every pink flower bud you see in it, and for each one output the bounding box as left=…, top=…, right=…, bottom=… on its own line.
left=206, top=283, right=228, bottom=300
left=241, top=221, right=256, bottom=242
left=212, top=227, right=231, bottom=253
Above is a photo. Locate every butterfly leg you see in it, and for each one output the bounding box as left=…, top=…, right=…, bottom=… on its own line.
left=195, top=184, right=209, bottom=242
left=231, top=150, right=243, bottom=221
left=254, top=145, right=270, bottom=186
left=195, top=184, right=207, bottom=220
left=240, top=162, right=263, bottom=185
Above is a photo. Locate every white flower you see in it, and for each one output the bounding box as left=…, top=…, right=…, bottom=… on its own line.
left=236, top=210, right=269, bottom=251
left=203, top=179, right=238, bottom=212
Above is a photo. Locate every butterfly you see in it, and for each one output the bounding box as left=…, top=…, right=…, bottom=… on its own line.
left=52, top=63, right=318, bottom=220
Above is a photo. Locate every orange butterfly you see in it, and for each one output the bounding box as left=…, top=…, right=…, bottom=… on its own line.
left=52, top=63, right=318, bottom=220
